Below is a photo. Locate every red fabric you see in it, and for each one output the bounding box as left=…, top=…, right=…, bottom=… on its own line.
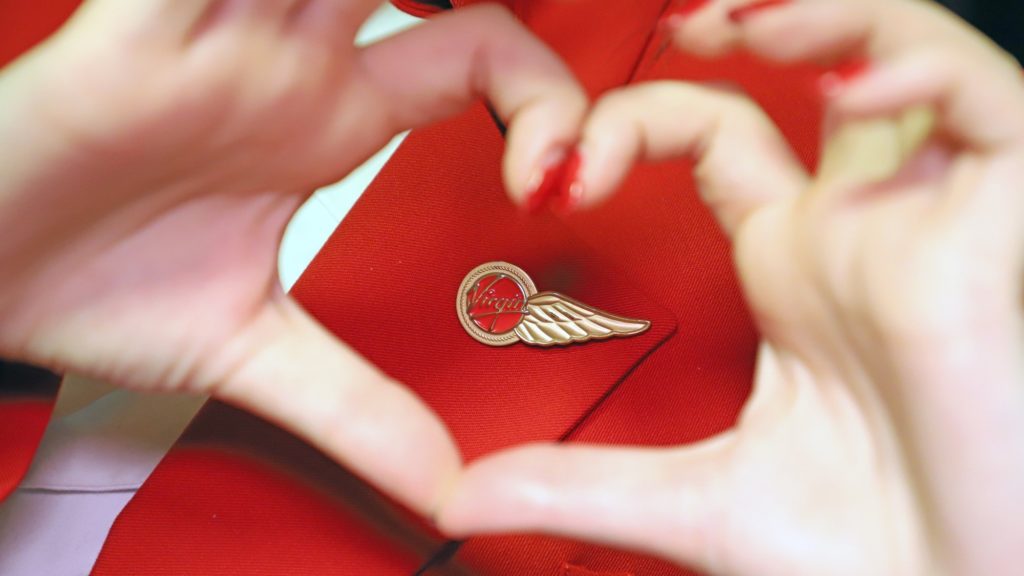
left=434, top=7, right=824, bottom=574
left=94, top=403, right=441, bottom=575
left=287, top=117, right=677, bottom=462
left=97, top=0, right=828, bottom=573
left=0, top=0, right=80, bottom=504
left=0, top=0, right=828, bottom=574
left=93, top=103, right=679, bottom=573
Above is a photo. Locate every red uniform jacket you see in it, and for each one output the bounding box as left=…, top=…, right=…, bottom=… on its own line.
left=0, top=1, right=825, bottom=574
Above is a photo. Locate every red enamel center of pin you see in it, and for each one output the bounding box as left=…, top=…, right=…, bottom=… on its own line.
left=467, top=274, right=529, bottom=334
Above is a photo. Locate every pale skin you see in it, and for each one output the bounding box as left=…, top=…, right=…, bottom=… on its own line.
left=442, top=1, right=1024, bottom=575
left=0, top=1, right=1020, bottom=576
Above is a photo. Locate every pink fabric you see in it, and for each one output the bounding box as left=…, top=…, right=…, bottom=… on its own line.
left=0, top=389, right=203, bottom=574
left=0, top=490, right=135, bottom=576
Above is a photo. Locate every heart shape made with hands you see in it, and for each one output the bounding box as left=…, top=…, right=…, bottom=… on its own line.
left=2, top=2, right=1023, bottom=576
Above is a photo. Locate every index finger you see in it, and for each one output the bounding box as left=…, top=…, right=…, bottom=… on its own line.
left=665, top=0, right=1024, bottom=150
left=354, top=4, right=588, bottom=206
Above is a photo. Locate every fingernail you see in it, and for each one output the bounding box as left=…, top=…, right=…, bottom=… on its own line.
left=659, top=0, right=712, bottom=29
left=818, top=58, right=871, bottom=98
left=525, top=151, right=569, bottom=215
left=555, top=151, right=584, bottom=214
left=727, top=0, right=792, bottom=23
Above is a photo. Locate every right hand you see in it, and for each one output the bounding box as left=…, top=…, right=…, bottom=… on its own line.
left=440, top=1, right=1024, bottom=574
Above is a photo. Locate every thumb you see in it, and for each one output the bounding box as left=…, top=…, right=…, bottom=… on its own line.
left=213, top=293, right=460, bottom=517
left=438, top=438, right=734, bottom=573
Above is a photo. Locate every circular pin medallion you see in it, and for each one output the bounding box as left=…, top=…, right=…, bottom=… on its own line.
left=457, top=262, right=537, bottom=346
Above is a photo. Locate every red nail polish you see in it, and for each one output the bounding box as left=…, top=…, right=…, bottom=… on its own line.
left=556, top=151, right=584, bottom=214
left=660, top=0, right=712, bottom=28
left=818, top=58, right=871, bottom=98
left=727, top=0, right=792, bottom=23
left=525, top=156, right=570, bottom=215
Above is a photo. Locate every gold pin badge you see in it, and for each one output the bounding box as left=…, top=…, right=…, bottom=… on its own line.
left=457, top=262, right=651, bottom=347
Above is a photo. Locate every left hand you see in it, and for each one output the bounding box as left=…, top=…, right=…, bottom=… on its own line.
left=0, top=0, right=586, bottom=516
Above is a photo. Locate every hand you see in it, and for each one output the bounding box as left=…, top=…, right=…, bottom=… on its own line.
left=0, top=0, right=586, bottom=516
left=440, top=1, right=1024, bottom=573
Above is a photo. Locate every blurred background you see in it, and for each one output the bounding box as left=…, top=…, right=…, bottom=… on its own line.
left=938, top=0, right=1023, bottom=60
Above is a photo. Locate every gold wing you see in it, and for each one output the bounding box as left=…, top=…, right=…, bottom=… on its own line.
left=514, top=292, right=651, bottom=347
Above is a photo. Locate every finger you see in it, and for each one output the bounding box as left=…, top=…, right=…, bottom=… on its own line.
left=668, top=0, right=868, bottom=63
left=353, top=4, right=588, bottom=205
left=669, top=0, right=1024, bottom=150
left=216, top=295, right=461, bottom=517
left=829, top=46, right=1024, bottom=151
left=438, top=440, right=732, bottom=573
left=576, top=81, right=808, bottom=236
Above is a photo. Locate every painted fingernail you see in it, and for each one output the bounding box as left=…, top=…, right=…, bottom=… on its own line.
left=818, top=58, right=871, bottom=98
left=727, top=0, right=792, bottom=23
left=659, top=0, right=712, bottom=28
left=556, top=151, right=584, bottom=214
left=525, top=152, right=569, bottom=215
